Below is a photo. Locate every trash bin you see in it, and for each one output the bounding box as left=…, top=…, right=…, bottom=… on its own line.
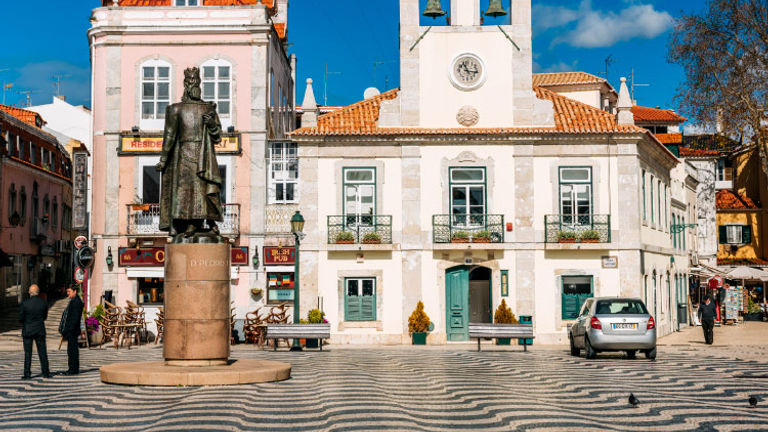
left=518, top=315, right=533, bottom=346
left=677, top=304, right=687, bottom=325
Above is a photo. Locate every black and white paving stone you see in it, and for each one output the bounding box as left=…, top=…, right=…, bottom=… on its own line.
left=1, top=345, right=767, bottom=431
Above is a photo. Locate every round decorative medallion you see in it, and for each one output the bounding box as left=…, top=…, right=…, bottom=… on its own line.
left=456, top=106, right=479, bottom=127
left=449, top=53, right=486, bottom=91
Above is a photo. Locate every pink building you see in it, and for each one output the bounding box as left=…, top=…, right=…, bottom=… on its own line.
left=0, top=105, right=74, bottom=307
left=88, top=0, right=297, bottom=333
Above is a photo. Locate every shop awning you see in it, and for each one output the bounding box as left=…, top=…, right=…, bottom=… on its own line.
left=126, top=267, right=240, bottom=280
left=726, top=266, right=768, bottom=282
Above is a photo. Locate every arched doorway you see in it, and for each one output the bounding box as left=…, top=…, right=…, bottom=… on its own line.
left=445, top=265, right=492, bottom=341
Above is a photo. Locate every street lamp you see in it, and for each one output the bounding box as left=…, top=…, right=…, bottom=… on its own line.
left=290, top=210, right=305, bottom=351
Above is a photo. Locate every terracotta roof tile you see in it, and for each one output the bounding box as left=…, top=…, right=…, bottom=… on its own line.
left=291, top=87, right=646, bottom=137
left=718, top=258, right=768, bottom=267
left=679, top=147, right=719, bottom=157
left=532, top=72, right=607, bottom=87
left=0, top=104, right=44, bottom=128
left=631, top=105, right=687, bottom=123
left=119, top=0, right=170, bottom=5
left=655, top=133, right=682, bottom=144
left=716, top=190, right=759, bottom=210
left=273, top=22, right=286, bottom=39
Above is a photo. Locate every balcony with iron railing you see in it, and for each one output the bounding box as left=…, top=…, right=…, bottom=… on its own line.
left=127, top=203, right=240, bottom=236
left=545, top=214, right=611, bottom=244
left=327, top=215, right=392, bottom=246
left=432, top=214, right=504, bottom=244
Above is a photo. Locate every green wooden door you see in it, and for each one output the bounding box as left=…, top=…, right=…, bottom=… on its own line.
left=446, top=267, right=469, bottom=341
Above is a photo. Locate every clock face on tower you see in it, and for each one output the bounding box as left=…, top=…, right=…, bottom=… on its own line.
left=450, top=53, right=486, bottom=91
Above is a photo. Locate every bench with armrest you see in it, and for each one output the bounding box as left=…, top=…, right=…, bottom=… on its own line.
left=265, top=324, right=331, bottom=351
left=468, top=323, right=535, bottom=352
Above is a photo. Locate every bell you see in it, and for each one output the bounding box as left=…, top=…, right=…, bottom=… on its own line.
left=423, top=0, right=446, bottom=18
left=485, top=0, right=508, bottom=18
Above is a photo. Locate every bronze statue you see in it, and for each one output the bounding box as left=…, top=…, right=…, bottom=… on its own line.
left=157, top=67, right=225, bottom=243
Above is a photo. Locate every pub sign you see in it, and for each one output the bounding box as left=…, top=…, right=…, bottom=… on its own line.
left=263, top=247, right=296, bottom=265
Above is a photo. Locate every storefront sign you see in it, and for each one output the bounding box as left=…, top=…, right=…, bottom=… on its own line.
left=118, top=246, right=249, bottom=267
left=119, top=134, right=241, bottom=155
left=72, top=152, right=89, bottom=230
left=601, top=256, right=618, bottom=269
left=268, top=289, right=294, bottom=302
left=263, top=246, right=296, bottom=265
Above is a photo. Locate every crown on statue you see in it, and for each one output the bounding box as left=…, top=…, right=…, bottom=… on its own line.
left=184, top=67, right=200, bottom=81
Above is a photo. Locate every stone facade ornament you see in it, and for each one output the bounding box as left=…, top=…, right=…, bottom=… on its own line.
left=456, top=106, right=479, bottom=127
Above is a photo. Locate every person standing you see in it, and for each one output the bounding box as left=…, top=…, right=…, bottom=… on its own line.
left=698, top=295, right=717, bottom=345
left=59, top=286, right=84, bottom=375
left=19, top=285, right=51, bottom=379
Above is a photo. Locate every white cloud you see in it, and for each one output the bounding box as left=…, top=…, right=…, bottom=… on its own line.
left=537, top=1, right=674, bottom=49
left=534, top=60, right=579, bottom=73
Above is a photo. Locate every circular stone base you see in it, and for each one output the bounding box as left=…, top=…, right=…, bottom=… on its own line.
left=100, top=359, right=291, bottom=386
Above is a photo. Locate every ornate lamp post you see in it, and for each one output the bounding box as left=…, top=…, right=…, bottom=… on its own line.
left=290, top=210, right=305, bottom=351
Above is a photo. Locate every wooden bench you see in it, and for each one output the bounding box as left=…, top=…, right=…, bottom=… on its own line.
left=266, top=324, right=331, bottom=351
left=468, top=323, right=535, bottom=352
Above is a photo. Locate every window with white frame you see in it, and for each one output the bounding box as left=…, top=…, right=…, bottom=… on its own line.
left=559, top=167, right=592, bottom=226
left=343, top=167, right=376, bottom=227
left=201, top=60, right=232, bottom=120
left=450, top=167, right=486, bottom=226
left=267, top=142, right=298, bottom=204
left=140, top=60, right=171, bottom=127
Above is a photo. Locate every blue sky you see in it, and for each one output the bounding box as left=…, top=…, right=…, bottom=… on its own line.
left=0, top=0, right=705, bottom=115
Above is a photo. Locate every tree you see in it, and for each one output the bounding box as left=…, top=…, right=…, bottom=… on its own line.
left=668, top=0, right=768, bottom=179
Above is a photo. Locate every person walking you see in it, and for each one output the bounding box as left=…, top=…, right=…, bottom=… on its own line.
left=19, top=284, right=51, bottom=379
left=698, top=295, right=717, bottom=345
left=59, top=286, right=84, bottom=375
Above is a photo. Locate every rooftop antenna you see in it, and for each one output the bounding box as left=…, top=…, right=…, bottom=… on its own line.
left=2, top=82, right=13, bottom=105
left=52, top=73, right=71, bottom=96
left=17, top=90, right=38, bottom=107
left=373, top=60, right=396, bottom=90
left=324, top=63, right=341, bottom=106
left=630, top=69, right=650, bottom=105
left=598, top=54, right=615, bottom=81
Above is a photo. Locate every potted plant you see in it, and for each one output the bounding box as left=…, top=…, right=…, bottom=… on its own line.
left=129, top=194, right=151, bottom=211
left=305, top=308, right=327, bottom=348
left=451, top=231, right=470, bottom=243
left=580, top=230, right=601, bottom=243
left=558, top=231, right=578, bottom=243
left=473, top=230, right=492, bottom=243
left=335, top=231, right=355, bottom=244
left=493, top=299, right=518, bottom=345
left=362, top=232, right=382, bottom=244
left=408, top=301, right=431, bottom=345
left=250, top=288, right=263, bottom=297
left=745, top=296, right=764, bottom=321
left=85, top=304, right=105, bottom=346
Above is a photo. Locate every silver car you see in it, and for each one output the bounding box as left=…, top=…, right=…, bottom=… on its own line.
left=569, top=297, right=657, bottom=360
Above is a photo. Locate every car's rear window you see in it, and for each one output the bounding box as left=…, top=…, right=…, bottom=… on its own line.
left=594, top=300, right=648, bottom=315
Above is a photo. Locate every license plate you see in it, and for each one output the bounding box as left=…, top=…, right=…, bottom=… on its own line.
left=613, top=323, right=636, bottom=330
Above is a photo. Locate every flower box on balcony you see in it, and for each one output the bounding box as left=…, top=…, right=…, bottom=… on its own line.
left=581, top=239, right=599, bottom=243
left=335, top=232, right=355, bottom=244
left=472, top=230, right=492, bottom=243
left=472, top=238, right=491, bottom=243
left=559, top=239, right=577, bottom=243
left=336, top=240, right=354, bottom=244
left=580, top=230, right=601, bottom=243
left=362, top=232, right=382, bottom=244
left=131, top=204, right=151, bottom=211
left=451, top=231, right=470, bottom=243
left=362, top=239, right=381, bottom=244
left=557, top=231, right=578, bottom=243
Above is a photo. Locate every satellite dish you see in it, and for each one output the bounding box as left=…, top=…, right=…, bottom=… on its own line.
left=364, top=87, right=380, bottom=100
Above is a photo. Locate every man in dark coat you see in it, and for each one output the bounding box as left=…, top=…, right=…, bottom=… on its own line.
left=19, top=284, right=50, bottom=379
left=59, top=286, right=84, bottom=375
left=698, top=295, right=717, bottom=345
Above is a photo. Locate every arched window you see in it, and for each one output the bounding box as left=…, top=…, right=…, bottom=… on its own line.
left=43, top=194, right=49, bottom=225
left=32, top=182, right=39, bottom=222
left=52, top=197, right=58, bottom=228
left=19, top=186, right=27, bottom=226
left=140, top=59, right=171, bottom=129
left=7, top=183, right=16, bottom=223
left=201, top=59, right=232, bottom=122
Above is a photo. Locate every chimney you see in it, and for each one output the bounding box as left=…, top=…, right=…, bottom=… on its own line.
left=616, top=77, right=634, bottom=126
left=301, top=78, right=319, bottom=128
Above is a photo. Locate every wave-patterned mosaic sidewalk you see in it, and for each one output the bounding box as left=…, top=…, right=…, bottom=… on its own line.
left=0, top=346, right=766, bottom=431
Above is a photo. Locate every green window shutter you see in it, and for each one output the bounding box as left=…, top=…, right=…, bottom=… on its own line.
left=742, top=225, right=752, bottom=244
left=718, top=226, right=727, bottom=244
left=562, top=295, right=580, bottom=320
left=360, top=296, right=375, bottom=321
left=345, top=296, right=361, bottom=321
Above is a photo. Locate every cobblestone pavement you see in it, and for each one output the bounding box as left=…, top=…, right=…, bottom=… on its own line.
left=1, top=344, right=767, bottom=432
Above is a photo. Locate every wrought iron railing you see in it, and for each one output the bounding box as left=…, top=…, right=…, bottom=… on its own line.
left=127, top=203, right=240, bottom=236
left=432, top=214, right=504, bottom=243
left=327, top=215, right=392, bottom=244
left=545, top=214, right=611, bottom=243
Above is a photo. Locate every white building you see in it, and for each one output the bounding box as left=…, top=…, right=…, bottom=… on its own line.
left=290, top=0, right=684, bottom=345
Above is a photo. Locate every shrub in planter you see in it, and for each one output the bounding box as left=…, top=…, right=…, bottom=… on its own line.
left=580, top=230, right=601, bottom=243
left=305, top=309, right=327, bottom=348
left=362, top=232, right=382, bottom=244
left=335, top=231, right=355, bottom=244
left=493, top=299, right=518, bottom=345
left=451, top=231, right=470, bottom=243
left=473, top=230, right=492, bottom=243
left=558, top=231, right=578, bottom=243
left=408, top=301, right=431, bottom=345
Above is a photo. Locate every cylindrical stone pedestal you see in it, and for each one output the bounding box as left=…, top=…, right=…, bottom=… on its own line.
left=164, top=243, right=230, bottom=366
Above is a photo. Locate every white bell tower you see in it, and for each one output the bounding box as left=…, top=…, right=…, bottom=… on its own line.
left=387, top=0, right=553, bottom=129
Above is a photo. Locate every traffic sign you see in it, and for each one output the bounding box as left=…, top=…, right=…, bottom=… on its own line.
left=76, top=246, right=95, bottom=268
left=74, top=236, right=88, bottom=250
left=74, top=267, right=85, bottom=284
